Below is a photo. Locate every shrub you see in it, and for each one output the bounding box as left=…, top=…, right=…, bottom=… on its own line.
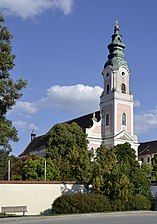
left=52, top=193, right=111, bottom=214
left=111, top=199, right=126, bottom=211
left=127, top=194, right=151, bottom=210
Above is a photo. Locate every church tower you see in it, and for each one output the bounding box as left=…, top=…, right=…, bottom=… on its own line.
left=100, top=21, right=139, bottom=156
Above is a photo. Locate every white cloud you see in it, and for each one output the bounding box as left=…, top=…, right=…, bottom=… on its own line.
left=135, top=106, right=157, bottom=134
left=12, top=101, right=37, bottom=114
left=39, top=84, right=103, bottom=113
left=9, top=84, right=103, bottom=117
left=0, top=0, right=74, bottom=19
left=134, top=99, right=141, bottom=107
left=13, top=120, right=39, bottom=132
left=9, top=83, right=157, bottom=138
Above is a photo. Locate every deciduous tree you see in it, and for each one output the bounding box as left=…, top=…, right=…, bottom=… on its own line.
left=0, top=14, right=27, bottom=152
left=44, top=122, right=92, bottom=182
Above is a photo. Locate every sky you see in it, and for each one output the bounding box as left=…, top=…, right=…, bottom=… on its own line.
left=1, top=0, right=157, bottom=155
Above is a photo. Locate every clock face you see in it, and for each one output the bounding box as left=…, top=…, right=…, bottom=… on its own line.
left=120, top=69, right=127, bottom=77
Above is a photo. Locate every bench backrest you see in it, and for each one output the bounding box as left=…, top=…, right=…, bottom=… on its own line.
left=2, top=206, right=27, bottom=213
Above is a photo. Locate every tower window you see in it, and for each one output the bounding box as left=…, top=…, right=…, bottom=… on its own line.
left=106, top=73, right=110, bottom=78
left=106, top=113, right=109, bottom=126
left=122, top=113, right=126, bottom=126
left=121, top=83, right=126, bottom=93
left=106, top=84, right=110, bottom=94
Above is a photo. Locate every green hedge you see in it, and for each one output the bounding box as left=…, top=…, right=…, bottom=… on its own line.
left=52, top=193, right=151, bottom=214
left=127, top=194, right=151, bottom=210
left=52, top=193, right=111, bottom=214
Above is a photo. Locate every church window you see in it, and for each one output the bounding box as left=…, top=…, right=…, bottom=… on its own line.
left=121, top=83, right=126, bottom=93
left=106, top=84, right=110, bottom=94
left=122, top=113, right=126, bottom=125
left=90, top=147, right=95, bottom=154
left=106, top=113, right=109, bottom=126
left=106, top=73, right=110, bottom=78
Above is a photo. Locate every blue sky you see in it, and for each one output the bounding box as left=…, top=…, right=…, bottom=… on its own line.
left=1, top=0, right=157, bottom=155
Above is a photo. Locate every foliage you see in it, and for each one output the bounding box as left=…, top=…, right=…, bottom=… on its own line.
left=151, top=155, right=157, bottom=180
left=0, top=149, right=18, bottom=180
left=0, top=149, right=9, bottom=180
left=52, top=193, right=111, bottom=214
left=111, top=199, right=126, bottom=211
left=11, top=155, right=60, bottom=181
left=0, top=14, right=27, bottom=152
left=44, top=122, right=92, bottom=182
left=52, top=192, right=151, bottom=214
left=91, top=143, right=151, bottom=202
left=115, top=143, right=151, bottom=198
left=127, top=194, right=151, bottom=210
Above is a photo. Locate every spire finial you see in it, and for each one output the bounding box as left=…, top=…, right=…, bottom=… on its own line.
left=31, top=126, right=36, bottom=141
left=114, top=20, right=119, bottom=33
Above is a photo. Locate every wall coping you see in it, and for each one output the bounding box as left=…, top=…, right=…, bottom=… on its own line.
left=0, top=181, right=80, bottom=185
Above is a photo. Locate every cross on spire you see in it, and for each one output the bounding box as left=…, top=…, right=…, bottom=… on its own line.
left=114, top=20, right=119, bottom=33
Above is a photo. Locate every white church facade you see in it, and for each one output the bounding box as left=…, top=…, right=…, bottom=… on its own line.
left=19, top=22, right=139, bottom=158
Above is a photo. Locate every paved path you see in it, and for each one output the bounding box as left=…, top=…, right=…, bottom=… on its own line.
left=0, top=211, right=157, bottom=224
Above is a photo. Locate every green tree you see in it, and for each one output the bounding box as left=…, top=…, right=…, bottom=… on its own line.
left=0, top=14, right=27, bottom=152
left=115, top=143, right=151, bottom=198
left=0, top=149, right=18, bottom=180
left=12, top=155, right=60, bottom=181
left=0, top=149, right=9, bottom=180
left=152, top=155, right=157, bottom=180
left=91, top=143, right=151, bottom=203
left=44, top=122, right=92, bottom=182
left=90, top=145, right=118, bottom=195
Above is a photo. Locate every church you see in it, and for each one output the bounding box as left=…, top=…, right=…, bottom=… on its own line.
left=20, top=22, right=154, bottom=162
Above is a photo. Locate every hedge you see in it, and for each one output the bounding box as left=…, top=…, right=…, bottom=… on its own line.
left=52, top=193, right=111, bottom=214
left=52, top=193, right=151, bottom=214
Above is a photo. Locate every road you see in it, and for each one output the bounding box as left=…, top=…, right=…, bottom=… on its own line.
left=0, top=211, right=157, bottom=224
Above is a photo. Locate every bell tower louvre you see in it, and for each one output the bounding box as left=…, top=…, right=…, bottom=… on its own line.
left=100, top=21, right=139, bottom=156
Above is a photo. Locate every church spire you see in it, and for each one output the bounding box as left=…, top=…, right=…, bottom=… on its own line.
left=114, top=20, right=119, bottom=33
left=104, top=21, right=129, bottom=70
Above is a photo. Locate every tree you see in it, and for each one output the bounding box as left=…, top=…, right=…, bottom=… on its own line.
left=91, top=143, right=151, bottom=202
left=151, top=155, right=157, bottom=180
left=0, top=149, right=9, bottom=180
left=0, top=149, right=18, bottom=180
left=115, top=143, right=151, bottom=198
left=11, top=155, right=60, bottom=181
left=0, top=14, right=27, bottom=152
left=44, top=122, right=92, bottom=182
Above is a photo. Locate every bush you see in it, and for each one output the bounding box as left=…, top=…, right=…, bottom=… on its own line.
left=127, top=194, right=151, bottom=210
left=52, top=193, right=151, bottom=214
left=111, top=199, right=126, bottom=211
left=52, top=193, right=111, bottom=214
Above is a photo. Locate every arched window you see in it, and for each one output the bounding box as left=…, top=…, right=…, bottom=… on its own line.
left=106, top=84, right=110, bottom=94
left=122, top=113, right=126, bottom=125
left=106, top=113, right=109, bottom=126
left=121, top=83, right=126, bottom=93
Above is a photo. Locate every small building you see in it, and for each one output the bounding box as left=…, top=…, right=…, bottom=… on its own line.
left=138, top=140, right=157, bottom=164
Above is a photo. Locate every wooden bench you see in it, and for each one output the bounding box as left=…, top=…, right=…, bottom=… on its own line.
left=1, top=206, right=27, bottom=216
